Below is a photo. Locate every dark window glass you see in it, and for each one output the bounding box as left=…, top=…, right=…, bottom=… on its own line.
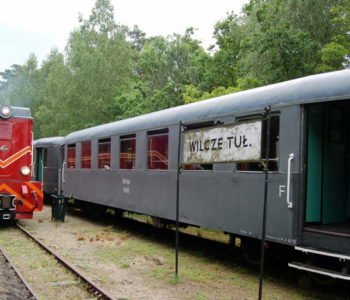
left=237, top=116, right=279, bottom=171
left=43, top=148, right=48, bottom=167
left=148, top=129, right=168, bottom=170
left=99, top=138, right=111, bottom=169
left=81, top=141, right=91, bottom=168
left=184, top=163, right=213, bottom=171
left=67, top=144, right=76, bottom=168
left=120, top=134, right=136, bottom=169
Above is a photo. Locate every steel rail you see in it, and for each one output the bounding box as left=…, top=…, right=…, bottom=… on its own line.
left=0, top=246, right=39, bottom=300
left=16, top=223, right=116, bottom=300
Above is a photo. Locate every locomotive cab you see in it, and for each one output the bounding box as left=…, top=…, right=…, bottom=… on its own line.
left=0, top=105, right=43, bottom=220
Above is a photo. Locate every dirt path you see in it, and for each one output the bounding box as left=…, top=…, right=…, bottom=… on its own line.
left=3, top=206, right=346, bottom=299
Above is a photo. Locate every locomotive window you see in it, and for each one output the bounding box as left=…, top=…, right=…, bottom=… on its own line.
left=147, top=129, right=168, bottom=170
left=81, top=141, right=91, bottom=169
left=67, top=144, right=76, bottom=168
left=120, top=134, right=136, bottom=169
left=98, top=138, right=111, bottom=169
left=237, top=116, right=279, bottom=171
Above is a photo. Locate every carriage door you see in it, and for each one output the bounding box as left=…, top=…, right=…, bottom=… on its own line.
left=36, top=148, right=43, bottom=182
left=305, top=102, right=349, bottom=228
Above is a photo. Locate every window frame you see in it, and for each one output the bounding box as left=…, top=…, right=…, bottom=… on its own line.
left=236, top=114, right=280, bottom=172
left=43, top=148, right=48, bottom=167
left=98, top=138, right=111, bottom=169
left=182, top=121, right=214, bottom=171
left=81, top=141, right=92, bottom=169
left=147, top=128, right=169, bottom=170
left=67, top=144, right=76, bottom=169
left=120, top=134, right=136, bottom=170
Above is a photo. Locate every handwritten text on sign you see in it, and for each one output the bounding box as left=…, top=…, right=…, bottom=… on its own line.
left=182, top=120, right=262, bottom=164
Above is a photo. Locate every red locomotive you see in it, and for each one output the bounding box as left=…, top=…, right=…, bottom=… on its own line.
left=0, top=105, right=43, bottom=220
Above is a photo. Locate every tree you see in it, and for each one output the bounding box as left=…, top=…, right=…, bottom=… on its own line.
left=207, top=12, right=243, bottom=89
left=317, top=1, right=350, bottom=71
left=236, top=0, right=327, bottom=83
left=0, top=54, right=40, bottom=107
left=0, top=64, right=21, bottom=98
left=64, top=0, right=135, bottom=129
left=116, top=28, right=210, bottom=116
left=34, top=49, right=74, bottom=136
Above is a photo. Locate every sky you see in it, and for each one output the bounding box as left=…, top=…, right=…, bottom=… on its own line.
left=0, top=0, right=248, bottom=72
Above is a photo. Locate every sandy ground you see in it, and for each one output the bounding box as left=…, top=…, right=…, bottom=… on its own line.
left=8, top=206, right=348, bottom=300
left=20, top=207, right=234, bottom=299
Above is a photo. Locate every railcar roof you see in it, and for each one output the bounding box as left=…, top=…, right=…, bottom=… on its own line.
left=64, top=70, right=350, bottom=144
left=34, top=137, right=64, bottom=147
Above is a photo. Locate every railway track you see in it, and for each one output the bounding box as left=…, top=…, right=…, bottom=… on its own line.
left=0, top=245, right=38, bottom=300
left=16, top=223, right=116, bottom=300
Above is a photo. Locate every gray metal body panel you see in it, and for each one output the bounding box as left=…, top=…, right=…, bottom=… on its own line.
left=64, top=170, right=177, bottom=218
left=34, top=137, right=63, bottom=194
left=43, top=146, right=62, bottom=194
left=180, top=171, right=298, bottom=244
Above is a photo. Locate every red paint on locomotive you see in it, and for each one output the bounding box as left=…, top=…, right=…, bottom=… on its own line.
left=0, top=107, right=43, bottom=220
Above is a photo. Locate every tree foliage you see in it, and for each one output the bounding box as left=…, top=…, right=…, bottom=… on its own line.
left=0, top=0, right=348, bottom=138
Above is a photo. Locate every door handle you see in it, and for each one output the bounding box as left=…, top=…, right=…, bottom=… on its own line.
left=287, top=153, right=294, bottom=208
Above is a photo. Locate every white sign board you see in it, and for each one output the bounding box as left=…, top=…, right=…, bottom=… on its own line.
left=182, top=120, right=262, bottom=164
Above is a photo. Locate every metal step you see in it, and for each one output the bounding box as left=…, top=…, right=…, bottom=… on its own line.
left=294, top=246, right=350, bottom=261
left=288, top=262, right=350, bottom=280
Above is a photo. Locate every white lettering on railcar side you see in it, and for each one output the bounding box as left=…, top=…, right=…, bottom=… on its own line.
left=266, top=235, right=296, bottom=245
left=122, top=178, right=130, bottom=185
left=122, top=178, right=131, bottom=194
left=279, top=185, right=286, bottom=197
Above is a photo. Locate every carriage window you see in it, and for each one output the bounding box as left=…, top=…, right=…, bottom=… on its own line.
left=237, top=116, right=279, bottom=171
left=81, top=141, right=91, bottom=169
left=98, top=138, right=111, bottom=169
left=184, top=163, right=213, bottom=171
left=67, top=144, right=76, bottom=168
left=148, top=129, right=168, bottom=170
left=120, top=134, right=136, bottom=169
left=43, top=148, right=48, bottom=167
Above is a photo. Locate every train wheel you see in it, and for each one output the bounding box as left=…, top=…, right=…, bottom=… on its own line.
left=114, top=208, right=123, bottom=218
left=92, top=205, right=106, bottom=217
left=241, top=238, right=261, bottom=266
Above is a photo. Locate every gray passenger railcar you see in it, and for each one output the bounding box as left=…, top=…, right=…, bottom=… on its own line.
left=36, top=70, right=350, bottom=280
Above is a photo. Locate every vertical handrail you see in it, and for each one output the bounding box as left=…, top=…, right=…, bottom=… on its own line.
left=31, top=131, right=34, bottom=177
left=61, top=161, right=66, bottom=183
left=287, top=153, right=294, bottom=208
